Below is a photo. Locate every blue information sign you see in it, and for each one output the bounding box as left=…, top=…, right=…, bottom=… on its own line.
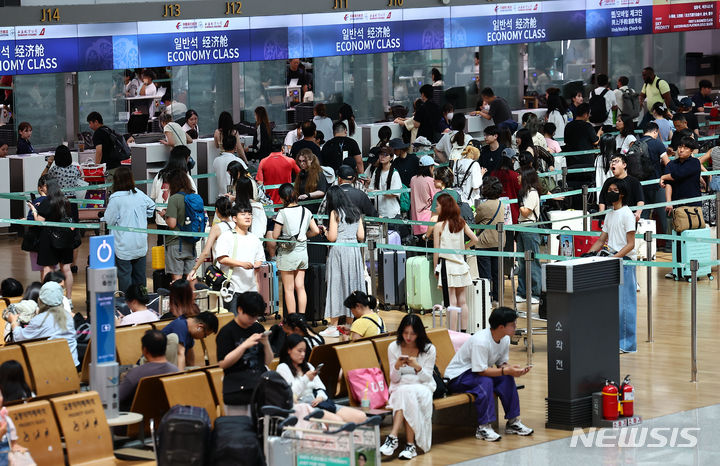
left=95, top=291, right=115, bottom=364
left=89, top=235, right=115, bottom=269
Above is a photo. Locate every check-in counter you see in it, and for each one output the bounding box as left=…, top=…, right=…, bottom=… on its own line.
left=196, top=138, right=220, bottom=203
left=466, top=114, right=492, bottom=138
left=512, top=108, right=547, bottom=122
left=129, top=141, right=198, bottom=195
left=359, top=122, right=402, bottom=154
left=8, top=154, right=50, bottom=219
left=0, top=157, right=9, bottom=227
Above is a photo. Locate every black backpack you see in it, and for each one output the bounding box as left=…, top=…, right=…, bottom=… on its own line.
left=100, top=126, right=131, bottom=162
left=656, top=79, right=681, bottom=110
left=589, top=88, right=610, bottom=124
left=250, top=370, right=293, bottom=430
left=630, top=137, right=657, bottom=181
left=620, top=88, right=640, bottom=119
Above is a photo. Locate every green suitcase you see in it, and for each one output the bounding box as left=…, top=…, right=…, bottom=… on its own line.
left=406, top=256, right=443, bottom=313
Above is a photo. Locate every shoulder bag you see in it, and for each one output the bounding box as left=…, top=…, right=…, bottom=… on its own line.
left=277, top=207, right=306, bottom=253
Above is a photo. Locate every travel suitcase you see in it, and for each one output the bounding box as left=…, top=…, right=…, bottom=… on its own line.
left=305, top=263, right=327, bottom=325
left=672, top=227, right=715, bottom=281
left=153, top=269, right=172, bottom=293
left=210, top=416, right=263, bottom=466
left=406, top=256, right=443, bottom=313
left=379, top=250, right=406, bottom=309
left=635, top=218, right=657, bottom=260
left=155, top=405, right=211, bottom=466
left=257, top=262, right=280, bottom=319
left=466, top=278, right=492, bottom=333
left=432, top=305, right=462, bottom=331
left=266, top=435, right=293, bottom=466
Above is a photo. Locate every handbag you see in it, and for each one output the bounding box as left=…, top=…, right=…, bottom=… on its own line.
left=20, top=227, right=40, bottom=252
left=49, top=216, right=75, bottom=249
left=432, top=365, right=449, bottom=399
left=277, top=207, right=306, bottom=252
left=346, top=367, right=389, bottom=409
left=672, top=206, right=706, bottom=233
left=203, top=264, right=226, bottom=291
left=219, top=232, right=241, bottom=303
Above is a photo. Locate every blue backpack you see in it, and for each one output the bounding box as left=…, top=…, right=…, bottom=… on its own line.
left=178, top=191, right=206, bottom=250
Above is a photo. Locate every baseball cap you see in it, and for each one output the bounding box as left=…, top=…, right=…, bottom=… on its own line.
left=389, top=138, right=410, bottom=150
left=680, top=97, right=694, bottom=108
left=39, top=282, right=64, bottom=307
left=413, top=136, right=432, bottom=147
left=419, top=155, right=438, bottom=167
left=502, top=148, right=517, bottom=159
left=337, top=164, right=357, bottom=180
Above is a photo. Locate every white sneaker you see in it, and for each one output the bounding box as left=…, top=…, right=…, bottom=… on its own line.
left=530, top=296, right=540, bottom=305
left=665, top=272, right=676, bottom=280
left=476, top=424, right=501, bottom=441
left=319, top=326, right=339, bottom=338
left=379, top=435, right=399, bottom=456
left=515, top=295, right=527, bottom=303
left=397, top=443, right=417, bottom=460
left=505, top=418, right=534, bottom=436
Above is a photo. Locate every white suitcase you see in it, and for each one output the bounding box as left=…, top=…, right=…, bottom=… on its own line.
left=432, top=305, right=462, bottom=332
left=467, top=278, right=492, bottom=334
left=635, top=218, right=657, bottom=260
left=548, top=210, right=585, bottom=260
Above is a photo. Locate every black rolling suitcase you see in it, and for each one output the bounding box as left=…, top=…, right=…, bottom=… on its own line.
left=304, top=263, right=327, bottom=326
left=210, top=416, right=263, bottom=466
left=153, top=269, right=172, bottom=292
left=155, top=405, right=211, bottom=466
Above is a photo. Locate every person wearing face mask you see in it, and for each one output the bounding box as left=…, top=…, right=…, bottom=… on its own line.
left=598, top=154, right=644, bottom=220
left=586, top=177, right=637, bottom=353
left=439, top=103, right=454, bottom=132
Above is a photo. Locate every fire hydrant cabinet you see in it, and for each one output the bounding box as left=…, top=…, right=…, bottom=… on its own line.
left=542, top=256, right=622, bottom=430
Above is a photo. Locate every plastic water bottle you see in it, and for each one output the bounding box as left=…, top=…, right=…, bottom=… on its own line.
left=361, top=381, right=370, bottom=410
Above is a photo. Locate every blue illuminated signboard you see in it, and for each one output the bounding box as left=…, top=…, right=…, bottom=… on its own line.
left=77, top=22, right=139, bottom=71
left=249, top=15, right=303, bottom=61
left=402, top=7, right=450, bottom=52
left=95, top=291, right=115, bottom=363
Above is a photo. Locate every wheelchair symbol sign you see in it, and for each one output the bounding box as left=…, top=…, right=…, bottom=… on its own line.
left=89, top=235, right=115, bottom=269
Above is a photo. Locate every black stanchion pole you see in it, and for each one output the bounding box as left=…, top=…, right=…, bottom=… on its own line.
left=525, top=249, right=533, bottom=366
left=691, top=259, right=698, bottom=383
left=582, top=185, right=589, bottom=231
left=645, top=230, right=654, bottom=343
left=497, top=223, right=505, bottom=308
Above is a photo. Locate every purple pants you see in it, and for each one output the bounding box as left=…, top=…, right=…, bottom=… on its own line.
left=448, top=370, right=520, bottom=425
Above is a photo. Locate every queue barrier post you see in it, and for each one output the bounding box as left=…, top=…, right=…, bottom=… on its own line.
left=99, top=220, right=107, bottom=236
left=645, top=230, right=654, bottom=343
left=561, top=166, right=568, bottom=190
left=368, top=239, right=377, bottom=298
left=690, top=259, right=699, bottom=383
left=524, top=249, right=534, bottom=366
left=716, top=192, right=720, bottom=291
left=582, top=185, right=589, bottom=231
left=497, top=222, right=505, bottom=308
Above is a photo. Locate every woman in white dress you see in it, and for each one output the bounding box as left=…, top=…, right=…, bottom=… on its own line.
left=379, top=314, right=437, bottom=460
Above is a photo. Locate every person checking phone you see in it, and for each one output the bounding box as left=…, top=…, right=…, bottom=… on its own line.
left=444, top=307, right=533, bottom=442
left=380, top=315, right=437, bottom=460
left=276, top=333, right=366, bottom=424
left=217, top=291, right=273, bottom=416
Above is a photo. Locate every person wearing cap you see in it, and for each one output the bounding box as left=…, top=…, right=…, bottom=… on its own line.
left=365, top=147, right=403, bottom=220
left=389, top=138, right=419, bottom=187
left=118, top=284, right=159, bottom=326
left=677, top=97, right=699, bottom=136
left=7, top=282, right=78, bottom=367
left=410, top=155, right=439, bottom=238
left=321, top=165, right=377, bottom=218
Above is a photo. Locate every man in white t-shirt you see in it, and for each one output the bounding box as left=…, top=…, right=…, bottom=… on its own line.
left=215, top=203, right=266, bottom=314
left=213, top=135, right=246, bottom=196
left=587, top=176, right=637, bottom=353
left=137, top=69, right=158, bottom=115
left=444, top=307, right=533, bottom=442
left=589, top=74, right=618, bottom=133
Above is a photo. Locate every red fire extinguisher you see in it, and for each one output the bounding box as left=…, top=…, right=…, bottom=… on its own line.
left=602, top=379, right=619, bottom=420
left=620, top=375, right=634, bottom=417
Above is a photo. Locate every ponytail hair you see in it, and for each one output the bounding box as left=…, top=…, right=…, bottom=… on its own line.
left=343, top=290, right=377, bottom=310
left=450, top=113, right=466, bottom=147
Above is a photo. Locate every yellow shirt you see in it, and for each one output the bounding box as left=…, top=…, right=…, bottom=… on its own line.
left=350, top=313, right=385, bottom=338
left=641, top=76, right=670, bottom=112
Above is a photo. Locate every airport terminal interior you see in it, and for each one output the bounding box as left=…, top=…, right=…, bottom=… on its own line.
left=0, top=0, right=720, bottom=464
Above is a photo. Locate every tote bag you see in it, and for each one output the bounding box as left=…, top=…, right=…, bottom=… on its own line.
left=346, top=367, right=388, bottom=409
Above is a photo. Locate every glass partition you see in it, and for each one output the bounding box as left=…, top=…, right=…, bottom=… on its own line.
left=78, top=69, right=126, bottom=135
left=609, top=33, right=685, bottom=92
left=14, top=73, right=67, bottom=148
left=242, top=59, right=288, bottom=127
left=481, top=43, right=524, bottom=109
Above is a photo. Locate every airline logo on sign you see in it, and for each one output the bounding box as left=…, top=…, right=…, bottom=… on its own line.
left=496, top=3, right=540, bottom=14
left=0, top=28, right=14, bottom=40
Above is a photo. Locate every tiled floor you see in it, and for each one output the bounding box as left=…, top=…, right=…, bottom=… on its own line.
left=455, top=404, right=720, bottom=465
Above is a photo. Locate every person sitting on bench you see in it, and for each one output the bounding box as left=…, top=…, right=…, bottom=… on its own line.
left=161, top=311, right=218, bottom=370
left=444, top=306, right=533, bottom=442
left=119, top=330, right=178, bottom=410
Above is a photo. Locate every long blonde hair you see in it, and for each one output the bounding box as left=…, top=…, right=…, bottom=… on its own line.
left=37, top=301, right=68, bottom=331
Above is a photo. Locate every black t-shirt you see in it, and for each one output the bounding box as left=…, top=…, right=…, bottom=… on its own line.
left=599, top=175, right=644, bottom=207
left=92, top=126, right=121, bottom=169
left=488, top=97, right=512, bottom=125
left=340, top=184, right=377, bottom=217
left=320, top=137, right=361, bottom=172
left=291, top=139, right=321, bottom=158
left=216, top=320, right=266, bottom=405
left=287, top=67, right=307, bottom=86
left=415, top=100, right=442, bottom=143
left=639, top=135, right=667, bottom=180
left=563, top=120, right=599, bottom=154
left=392, top=154, right=420, bottom=187
left=669, top=129, right=694, bottom=151
left=480, top=143, right=506, bottom=173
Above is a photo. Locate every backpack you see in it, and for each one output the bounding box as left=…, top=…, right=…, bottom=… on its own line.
left=629, top=137, right=656, bottom=181
left=454, top=160, right=478, bottom=200
left=100, top=126, right=131, bottom=162
left=251, top=370, right=294, bottom=430
left=656, top=79, right=681, bottom=110
left=620, top=88, right=640, bottom=119
left=399, top=184, right=411, bottom=213
left=448, top=141, right=466, bottom=161
left=178, top=191, right=206, bottom=249
left=589, top=88, right=610, bottom=124
left=459, top=201, right=475, bottom=225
